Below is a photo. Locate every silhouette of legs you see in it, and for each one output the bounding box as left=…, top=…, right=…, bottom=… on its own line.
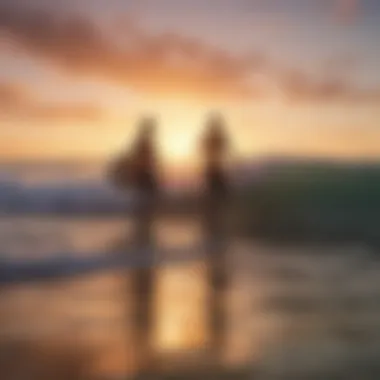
left=130, top=192, right=156, bottom=373
left=203, top=193, right=229, bottom=365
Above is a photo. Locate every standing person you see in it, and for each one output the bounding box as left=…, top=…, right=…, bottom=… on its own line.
left=130, top=117, right=160, bottom=246
left=200, top=112, right=230, bottom=365
left=109, top=115, right=160, bottom=374
left=201, top=113, right=230, bottom=231
left=130, top=116, right=160, bottom=374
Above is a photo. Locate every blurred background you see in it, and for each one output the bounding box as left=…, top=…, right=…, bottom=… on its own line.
left=0, top=1, right=380, bottom=379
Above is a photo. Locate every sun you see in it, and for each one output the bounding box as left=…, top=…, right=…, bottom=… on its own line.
left=163, top=130, right=194, bottom=162
left=137, top=99, right=216, bottom=167
left=157, top=106, right=206, bottom=166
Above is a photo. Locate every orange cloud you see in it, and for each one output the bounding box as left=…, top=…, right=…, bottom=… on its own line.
left=0, top=82, right=102, bottom=123
left=0, top=5, right=267, bottom=102
left=280, top=68, right=380, bottom=104
left=0, top=4, right=377, bottom=107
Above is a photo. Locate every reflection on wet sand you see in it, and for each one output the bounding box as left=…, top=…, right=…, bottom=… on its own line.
left=127, top=204, right=228, bottom=374
left=153, top=262, right=208, bottom=353
left=1, top=218, right=380, bottom=379
left=0, top=215, right=239, bottom=378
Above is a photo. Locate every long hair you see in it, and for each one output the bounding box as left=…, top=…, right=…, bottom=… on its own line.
left=204, top=113, right=227, bottom=141
left=134, top=116, right=156, bottom=148
left=202, top=112, right=228, bottom=164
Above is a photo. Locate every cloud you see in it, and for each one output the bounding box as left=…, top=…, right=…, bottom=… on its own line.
left=281, top=68, right=380, bottom=104
left=334, top=0, right=359, bottom=24
left=322, top=54, right=359, bottom=77
left=0, top=5, right=267, bottom=102
left=0, top=3, right=378, bottom=107
left=0, top=82, right=103, bottom=123
left=0, top=82, right=29, bottom=109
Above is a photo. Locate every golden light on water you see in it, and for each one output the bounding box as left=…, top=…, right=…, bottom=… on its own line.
left=153, top=263, right=209, bottom=352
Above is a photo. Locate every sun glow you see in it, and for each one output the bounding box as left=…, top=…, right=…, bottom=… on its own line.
left=162, top=129, right=195, bottom=163
left=148, top=102, right=208, bottom=166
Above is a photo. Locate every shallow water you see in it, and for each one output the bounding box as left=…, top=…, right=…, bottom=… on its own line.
left=1, top=217, right=380, bottom=379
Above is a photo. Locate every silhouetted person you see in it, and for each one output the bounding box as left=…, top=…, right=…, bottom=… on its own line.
left=131, top=117, right=160, bottom=374
left=129, top=117, right=159, bottom=246
left=202, top=114, right=229, bottom=191
left=109, top=117, right=158, bottom=198
left=200, top=113, right=230, bottom=364
left=132, top=118, right=158, bottom=191
left=110, top=116, right=160, bottom=374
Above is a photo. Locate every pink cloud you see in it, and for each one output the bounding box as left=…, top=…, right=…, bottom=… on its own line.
left=0, top=82, right=103, bottom=123
left=334, top=0, right=359, bottom=24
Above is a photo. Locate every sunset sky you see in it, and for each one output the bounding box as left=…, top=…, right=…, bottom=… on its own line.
left=0, top=0, right=379, bottom=167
